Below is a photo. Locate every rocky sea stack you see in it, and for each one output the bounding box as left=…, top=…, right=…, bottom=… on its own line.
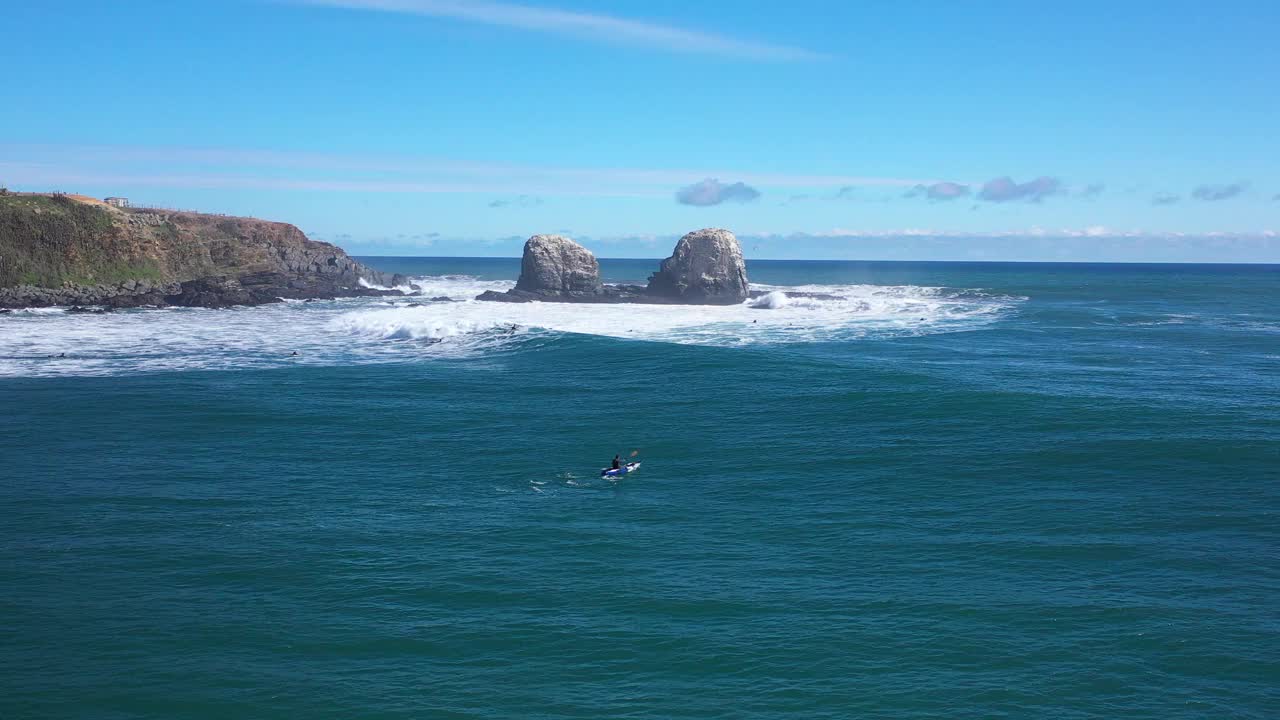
left=477, top=228, right=751, bottom=305
left=515, top=235, right=603, bottom=295
left=646, top=228, right=749, bottom=304
left=0, top=193, right=409, bottom=309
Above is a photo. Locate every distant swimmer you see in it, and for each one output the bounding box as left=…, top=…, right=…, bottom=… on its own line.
left=290, top=351, right=299, bottom=356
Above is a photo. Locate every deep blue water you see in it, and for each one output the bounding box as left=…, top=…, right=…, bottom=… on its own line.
left=2, top=259, right=1278, bottom=718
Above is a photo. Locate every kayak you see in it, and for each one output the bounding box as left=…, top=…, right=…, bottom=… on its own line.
left=601, top=461, right=640, bottom=478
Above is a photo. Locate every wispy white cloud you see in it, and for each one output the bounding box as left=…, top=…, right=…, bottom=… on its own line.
left=289, top=0, right=825, bottom=61
left=0, top=144, right=930, bottom=196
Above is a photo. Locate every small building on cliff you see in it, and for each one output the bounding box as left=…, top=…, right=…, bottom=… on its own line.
left=104, top=197, right=130, bottom=208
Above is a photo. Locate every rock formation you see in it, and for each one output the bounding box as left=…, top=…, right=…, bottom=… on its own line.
left=0, top=193, right=409, bottom=309
left=646, top=228, right=749, bottom=304
left=514, top=235, right=603, bottom=295
left=478, top=234, right=646, bottom=303
left=477, top=228, right=753, bottom=305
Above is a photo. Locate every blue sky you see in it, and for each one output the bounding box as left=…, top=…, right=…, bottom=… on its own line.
left=2, top=0, right=1277, bottom=261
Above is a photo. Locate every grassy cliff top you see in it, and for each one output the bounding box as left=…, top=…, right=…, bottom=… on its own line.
left=0, top=193, right=157, bottom=287
left=0, top=193, right=358, bottom=289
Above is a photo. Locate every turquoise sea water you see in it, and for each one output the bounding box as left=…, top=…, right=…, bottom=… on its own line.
left=2, top=259, right=1278, bottom=718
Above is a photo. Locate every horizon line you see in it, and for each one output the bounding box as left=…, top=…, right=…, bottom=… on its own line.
left=348, top=253, right=1280, bottom=266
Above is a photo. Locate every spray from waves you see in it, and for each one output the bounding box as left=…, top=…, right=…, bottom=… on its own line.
left=337, top=278, right=1025, bottom=348
left=0, top=273, right=1024, bottom=377
left=748, top=291, right=790, bottom=310
left=333, top=309, right=526, bottom=352
left=361, top=274, right=511, bottom=299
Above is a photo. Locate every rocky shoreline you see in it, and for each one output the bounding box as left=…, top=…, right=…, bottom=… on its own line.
left=0, top=273, right=409, bottom=311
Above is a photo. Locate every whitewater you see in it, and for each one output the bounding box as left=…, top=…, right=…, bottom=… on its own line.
left=0, top=274, right=1022, bottom=377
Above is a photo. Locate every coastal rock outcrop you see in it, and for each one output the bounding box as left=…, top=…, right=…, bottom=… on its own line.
left=0, top=193, right=407, bottom=309
left=478, top=234, right=633, bottom=303
left=646, top=228, right=749, bottom=304
left=514, top=235, right=603, bottom=295
left=475, top=228, right=752, bottom=305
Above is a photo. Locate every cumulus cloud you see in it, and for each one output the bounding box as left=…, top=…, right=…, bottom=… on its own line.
left=1191, top=183, right=1247, bottom=201
left=978, top=176, right=1063, bottom=203
left=1078, top=183, right=1105, bottom=199
left=675, top=178, right=761, bottom=206
left=1152, top=192, right=1181, bottom=206
left=904, top=181, right=970, bottom=202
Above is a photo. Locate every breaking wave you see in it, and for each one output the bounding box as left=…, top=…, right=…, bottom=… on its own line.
left=0, top=274, right=1023, bottom=377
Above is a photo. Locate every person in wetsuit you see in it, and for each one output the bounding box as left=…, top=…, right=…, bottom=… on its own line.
left=611, top=454, right=622, bottom=470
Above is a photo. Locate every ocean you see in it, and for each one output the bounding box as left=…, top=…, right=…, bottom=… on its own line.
left=1, top=259, right=1277, bottom=718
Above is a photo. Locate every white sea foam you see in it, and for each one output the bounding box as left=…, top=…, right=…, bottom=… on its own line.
left=0, top=274, right=1023, bottom=377
left=748, top=291, right=790, bottom=309
left=339, top=279, right=1020, bottom=348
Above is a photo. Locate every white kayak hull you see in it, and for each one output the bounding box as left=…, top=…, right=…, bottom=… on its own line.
left=601, top=461, right=640, bottom=478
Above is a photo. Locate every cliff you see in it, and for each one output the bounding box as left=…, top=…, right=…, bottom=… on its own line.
left=0, top=193, right=405, bottom=308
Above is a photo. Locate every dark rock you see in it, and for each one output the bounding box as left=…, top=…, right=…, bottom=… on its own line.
left=476, top=289, right=533, bottom=304
left=238, top=271, right=287, bottom=287
left=165, top=278, right=256, bottom=309
left=103, top=293, right=166, bottom=309
left=477, top=284, right=653, bottom=304
left=646, top=228, right=748, bottom=304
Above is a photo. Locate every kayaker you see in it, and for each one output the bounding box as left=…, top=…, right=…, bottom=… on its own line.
left=611, top=454, right=622, bottom=470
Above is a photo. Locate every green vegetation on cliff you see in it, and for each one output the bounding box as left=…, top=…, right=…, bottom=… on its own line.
left=0, top=193, right=382, bottom=291
left=0, top=194, right=165, bottom=287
